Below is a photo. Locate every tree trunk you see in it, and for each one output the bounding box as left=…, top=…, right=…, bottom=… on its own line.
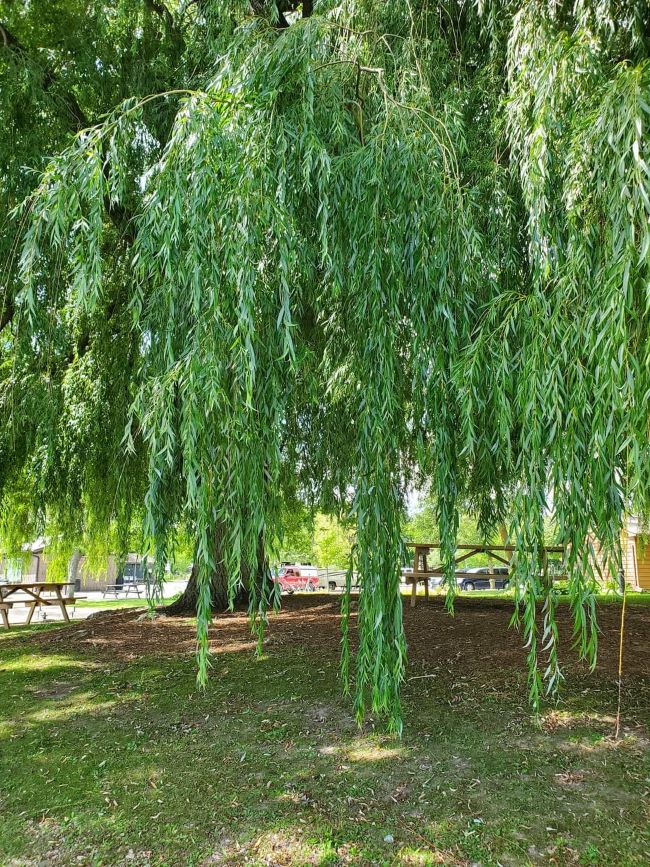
left=163, top=560, right=238, bottom=615
left=67, top=549, right=82, bottom=597
left=163, top=529, right=269, bottom=616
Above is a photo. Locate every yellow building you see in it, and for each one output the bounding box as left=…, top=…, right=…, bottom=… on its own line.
left=622, top=516, right=650, bottom=590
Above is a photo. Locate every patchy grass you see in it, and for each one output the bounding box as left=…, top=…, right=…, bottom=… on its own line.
left=74, top=595, right=180, bottom=610
left=0, top=597, right=648, bottom=866
left=419, top=589, right=650, bottom=605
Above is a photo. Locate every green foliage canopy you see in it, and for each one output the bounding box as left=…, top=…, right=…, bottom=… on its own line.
left=4, top=0, right=650, bottom=731
left=0, top=0, right=194, bottom=558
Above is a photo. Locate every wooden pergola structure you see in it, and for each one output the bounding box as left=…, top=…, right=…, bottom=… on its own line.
left=406, top=542, right=566, bottom=607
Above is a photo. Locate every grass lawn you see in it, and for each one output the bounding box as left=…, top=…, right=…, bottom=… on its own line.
left=74, top=596, right=180, bottom=610
left=413, top=589, right=650, bottom=606
left=1, top=595, right=648, bottom=866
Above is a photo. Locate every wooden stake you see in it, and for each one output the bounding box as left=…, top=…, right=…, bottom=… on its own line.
left=614, top=581, right=627, bottom=740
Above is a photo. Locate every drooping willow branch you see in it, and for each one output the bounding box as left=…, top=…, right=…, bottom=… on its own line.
left=9, top=2, right=650, bottom=731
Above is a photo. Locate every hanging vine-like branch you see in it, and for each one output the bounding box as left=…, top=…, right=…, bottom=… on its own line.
left=6, top=0, right=650, bottom=731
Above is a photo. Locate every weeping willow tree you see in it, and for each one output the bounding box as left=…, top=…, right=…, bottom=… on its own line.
left=5, top=0, right=650, bottom=731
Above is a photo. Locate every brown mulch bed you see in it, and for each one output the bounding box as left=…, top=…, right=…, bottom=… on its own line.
left=15, top=595, right=649, bottom=682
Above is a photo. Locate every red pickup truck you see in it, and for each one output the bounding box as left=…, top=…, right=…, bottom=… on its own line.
left=274, top=564, right=319, bottom=593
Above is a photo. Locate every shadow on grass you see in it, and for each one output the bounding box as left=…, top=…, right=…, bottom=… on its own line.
left=0, top=602, right=649, bottom=866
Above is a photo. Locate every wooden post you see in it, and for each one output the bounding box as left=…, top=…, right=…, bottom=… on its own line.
left=541, top=548, right=551, bottom=594
left=410, top=545, right=419, bottom=608
left=55, top=585, right=70, bottom=622
left=423, top=548, right=429, bottom=600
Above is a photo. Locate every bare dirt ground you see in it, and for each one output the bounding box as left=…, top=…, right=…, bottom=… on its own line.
left=27, top=593, right=649, bottom=683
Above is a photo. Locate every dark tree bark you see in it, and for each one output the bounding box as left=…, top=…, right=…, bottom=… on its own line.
left=163, top=560, right=236, bottom=615
left=163, top=528, right=270, bottom=616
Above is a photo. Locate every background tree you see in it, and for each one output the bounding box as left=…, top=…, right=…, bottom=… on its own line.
left=313, top=514, right=353, bottom=570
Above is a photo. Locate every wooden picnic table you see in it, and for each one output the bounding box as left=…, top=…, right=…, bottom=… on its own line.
left=102, top=582, right=143, bottom=599
left=0, top=581, right=76, bottom=628
left=405, top=543, right=566, bottom=607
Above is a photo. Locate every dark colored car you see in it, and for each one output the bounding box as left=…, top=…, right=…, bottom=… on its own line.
left=457, top=566, right=510, bottom=591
